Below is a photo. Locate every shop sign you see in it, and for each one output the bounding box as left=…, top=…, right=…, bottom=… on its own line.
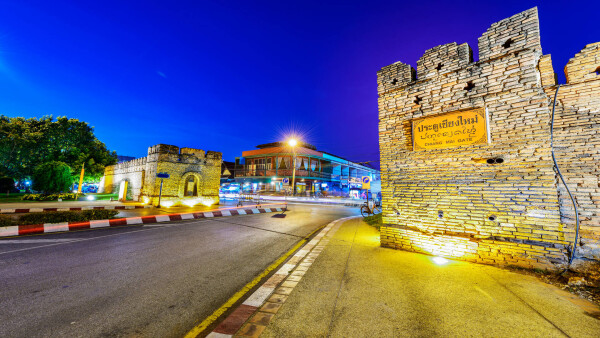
left=412, top=108, right=489, bottom=151
left=349, top=177, right=362, bottom=184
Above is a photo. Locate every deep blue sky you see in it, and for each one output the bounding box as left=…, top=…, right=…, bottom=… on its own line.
left=0, top=1, right=598, bottom=168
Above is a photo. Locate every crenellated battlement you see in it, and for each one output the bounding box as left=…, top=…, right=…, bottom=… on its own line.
left=377, top=7, right=542, bottom=95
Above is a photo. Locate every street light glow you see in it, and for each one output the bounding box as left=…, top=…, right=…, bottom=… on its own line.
left=432, top=257, right=449, bottom=265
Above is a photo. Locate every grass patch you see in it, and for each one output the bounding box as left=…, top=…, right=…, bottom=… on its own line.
left=363, top=213, right=382, bottom=230
left=88, top=193, right=118, bottom=201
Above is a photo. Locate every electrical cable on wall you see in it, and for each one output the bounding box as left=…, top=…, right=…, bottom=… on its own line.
left=550, top=84, right=580, bottom=265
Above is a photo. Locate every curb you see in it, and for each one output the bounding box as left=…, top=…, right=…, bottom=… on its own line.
left=0, top=205, right=287, bottom=238
left=203, top=216, right=358, bottom=338
left=0, top=205, right=152, bottom=214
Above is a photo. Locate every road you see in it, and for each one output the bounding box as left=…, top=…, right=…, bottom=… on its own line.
left=0, top=204, right=358, bottom=337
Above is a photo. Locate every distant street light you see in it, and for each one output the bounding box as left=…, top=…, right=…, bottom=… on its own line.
left=288, top=138, right=297, bottom=196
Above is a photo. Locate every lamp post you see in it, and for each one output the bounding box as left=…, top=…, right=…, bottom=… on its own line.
left=288, top=138, right=297, bottom=196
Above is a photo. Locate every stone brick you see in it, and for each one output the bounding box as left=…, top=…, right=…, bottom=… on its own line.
left=99, top=144, right=221, bottom=206
left=377, top=7, right=600, bottom=270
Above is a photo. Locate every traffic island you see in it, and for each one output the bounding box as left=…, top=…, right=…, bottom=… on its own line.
left=0, top=204, right=287, bottom=238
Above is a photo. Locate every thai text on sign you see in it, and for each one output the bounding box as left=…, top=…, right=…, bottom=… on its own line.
left=412, top=108, right=489, bottom=151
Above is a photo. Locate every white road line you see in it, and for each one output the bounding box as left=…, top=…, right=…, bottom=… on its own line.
left=0, top=219, right=212, bottom=255
left=0, top=239, right=77, bottom=244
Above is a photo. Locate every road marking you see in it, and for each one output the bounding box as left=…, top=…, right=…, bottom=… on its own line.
left=0, top=239, right=77, bottom=244
left=184, top=222, right=328, bottom=338
left=0, top=219, right=209, bottom=255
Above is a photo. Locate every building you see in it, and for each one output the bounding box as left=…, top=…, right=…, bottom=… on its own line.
left=99, top=144, right=222, bottom=207
left=231, top=142, right=380, bottom=197
left=377, top=7, right=600, bottom=272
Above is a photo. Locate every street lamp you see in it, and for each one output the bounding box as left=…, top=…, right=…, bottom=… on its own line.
left=288, top=138, right=297, bottom=196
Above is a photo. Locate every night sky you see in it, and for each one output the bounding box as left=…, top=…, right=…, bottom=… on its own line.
left=0, top=1, right=598, bottom=168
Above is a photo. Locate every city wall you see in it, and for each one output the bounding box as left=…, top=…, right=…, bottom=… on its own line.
left=377, top=8, right=600, bottom=273
left=100, top=144, right=222, bottom=206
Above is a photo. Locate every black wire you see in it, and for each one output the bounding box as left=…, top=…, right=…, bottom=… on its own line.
left=550, top=84, right=579, bottom=265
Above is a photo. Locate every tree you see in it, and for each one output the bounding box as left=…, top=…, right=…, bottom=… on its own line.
left=0, top=116, right=117, bottom=181
left=32, top=161, right=73, bottom=193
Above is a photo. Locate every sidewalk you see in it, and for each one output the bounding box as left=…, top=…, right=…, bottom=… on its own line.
left=236, top=218, right=600, bottom=337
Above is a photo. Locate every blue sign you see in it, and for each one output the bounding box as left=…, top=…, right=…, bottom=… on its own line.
left=156, top=172, right=170, bottom=179
left=362, top=176, right=370, bottom=184
left=282, top=178, right=290, bottom=184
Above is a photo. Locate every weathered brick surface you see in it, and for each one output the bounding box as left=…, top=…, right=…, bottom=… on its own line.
left=377, top=7, right=600, bottom=269
left=100, top=144, right=222, bottom=206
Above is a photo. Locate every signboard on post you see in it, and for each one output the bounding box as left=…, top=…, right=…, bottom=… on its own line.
left=282, top=177, right=290, bottom=185
left=157, top=172, right=170, bottom=179
left=361, top=176, right=371, bottom=190
left=412, top=108, right=489, bottom=151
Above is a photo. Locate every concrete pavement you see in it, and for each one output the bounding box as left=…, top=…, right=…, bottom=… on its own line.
left=256, top=218, right=600, bottom=337
left=0, top=204, right=359, bottom=337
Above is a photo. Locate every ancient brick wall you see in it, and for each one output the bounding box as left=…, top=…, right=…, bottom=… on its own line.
left=100, top=144, right=222, bottom=206
left=99, top=157, right=147, bottom=200
left=545, top=43, right=600, bottom=267
left=377, top=7, right=600, bottom=270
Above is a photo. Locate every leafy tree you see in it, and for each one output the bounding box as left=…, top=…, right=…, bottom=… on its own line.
left=0, top=116, right=117, bottom=181
left=32, top=161, right=74, bottom=193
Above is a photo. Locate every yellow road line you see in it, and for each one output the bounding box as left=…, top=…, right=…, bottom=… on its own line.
left=184, top=224, right=326, bottom=338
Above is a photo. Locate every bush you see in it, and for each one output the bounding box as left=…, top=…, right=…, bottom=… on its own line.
left=0, top=214, right=14, bottom=227
left=21, top=193, right=78, bottom=201
left=363, top=213, right=382, bottom=230
left=17, top=209, right=119, bottom=225
left=32, top=161, right=73, bottom=193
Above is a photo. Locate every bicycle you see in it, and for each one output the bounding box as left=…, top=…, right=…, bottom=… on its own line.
left=360, top=199, right=381, bottom=217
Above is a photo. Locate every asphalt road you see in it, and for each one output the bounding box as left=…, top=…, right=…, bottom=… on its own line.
left=0, top=204, right=358, bottom=337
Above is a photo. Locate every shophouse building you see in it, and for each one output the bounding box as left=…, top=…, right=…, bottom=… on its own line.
left=231, top=142, right=380, bottom=197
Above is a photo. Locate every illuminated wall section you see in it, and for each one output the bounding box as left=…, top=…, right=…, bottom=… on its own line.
left=377, top=8, right=600, bottom=270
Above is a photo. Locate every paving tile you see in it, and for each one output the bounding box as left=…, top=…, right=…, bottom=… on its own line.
left=213, top=304, right=257, bottom=335
left=260, top=302, right=283, bottom=314
left=263, top=274, right=286, bottom=288
left=274, top=286, right=293, bottom=295
left=236, top=323, right=266, bottom=337
left=267, top=293, right=288, bottom=304
left=286, top=275, right=302, bottom=282
left=248, top=311, right=274, bottom=325
left=281, top=281, right=298, bottom=288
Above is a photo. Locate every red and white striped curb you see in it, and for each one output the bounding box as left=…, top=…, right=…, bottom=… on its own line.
left=0, top=205, right=152, bottom=214
left=206, top=216, right=358, bottom=337
left=0, top=205, right=287, bottom=238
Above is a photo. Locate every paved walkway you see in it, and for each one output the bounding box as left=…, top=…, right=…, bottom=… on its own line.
left=256, top=218, right=600, bottom=337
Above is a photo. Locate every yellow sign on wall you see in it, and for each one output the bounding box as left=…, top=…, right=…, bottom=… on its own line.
left=412, top=108, right=489, bottom=151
